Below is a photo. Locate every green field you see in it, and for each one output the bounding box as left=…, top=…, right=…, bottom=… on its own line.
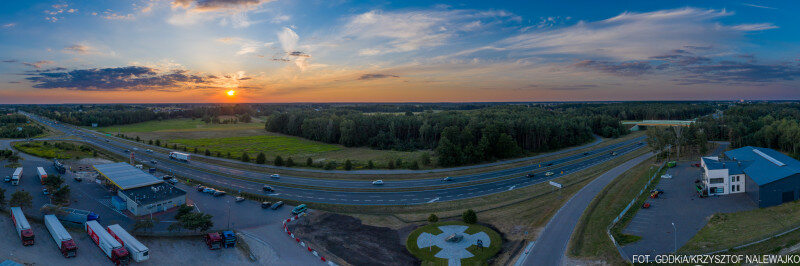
left=167, top=135, right=342, bottom=159
left=13, top=141, right=97, bottom=159
left=96, top=118, right=264, bottom=133
left=405, top=221, right=502, bottom=265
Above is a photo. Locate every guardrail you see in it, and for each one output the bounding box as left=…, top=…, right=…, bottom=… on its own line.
left=606, top=161, right=666, bottom=262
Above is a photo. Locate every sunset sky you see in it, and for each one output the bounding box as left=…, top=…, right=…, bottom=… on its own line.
left=1, top=0, right=799, bottom=103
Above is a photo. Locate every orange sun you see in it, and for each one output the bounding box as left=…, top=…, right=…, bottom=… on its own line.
left=227, top=90, right=235, bottom=96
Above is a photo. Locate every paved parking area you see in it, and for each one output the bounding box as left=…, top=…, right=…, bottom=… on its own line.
left=621, top=161, right=757, bottom=257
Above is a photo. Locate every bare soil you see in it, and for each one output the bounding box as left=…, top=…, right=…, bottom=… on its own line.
left=287, top=212, right=418, bottom=266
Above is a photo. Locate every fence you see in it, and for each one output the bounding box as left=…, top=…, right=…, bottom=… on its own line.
left=606, top=161, right=666, bottom=262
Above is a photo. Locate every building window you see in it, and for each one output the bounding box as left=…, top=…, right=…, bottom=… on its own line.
left=731, top=185, right=735, bottom=192
left=710, top=178, right=724, bottom=184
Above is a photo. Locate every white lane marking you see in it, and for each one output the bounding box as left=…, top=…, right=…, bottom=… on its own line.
left=427, top=197, right=440, bottom=203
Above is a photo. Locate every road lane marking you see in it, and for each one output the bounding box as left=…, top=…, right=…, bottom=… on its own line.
left=508, top=185, right=516, bottom=191
left=427, top=197, right=440, bottom=203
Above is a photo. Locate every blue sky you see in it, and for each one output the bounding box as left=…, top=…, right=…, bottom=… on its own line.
left=0, top=0, right=798, bottom=103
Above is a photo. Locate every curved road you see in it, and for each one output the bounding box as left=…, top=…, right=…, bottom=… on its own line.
left=21, top=112, right=648, bottom=205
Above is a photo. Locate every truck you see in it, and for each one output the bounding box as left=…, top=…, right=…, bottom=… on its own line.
left=222, top=231, right=237, bottom=248
left=54, top=159, right=66, bottom=174
left=37, top=167, right=47, bottom=184
left=12, top=167, right=22, bottom=185
left=107, top=224, right=149, bottom=262
left=44, top=214, right=78, bottom=258
left=42, top=204, right=100, bottom=226
left=204, top=232, right=223, bottom=250
left=169, top=152, right=190, bottom=162
left=10, top=207, right=35, bottom=246
left=85, top=220, right=130, bottom=265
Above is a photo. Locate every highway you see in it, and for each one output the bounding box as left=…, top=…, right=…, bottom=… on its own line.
left=21, top=112, right=648, bottom=205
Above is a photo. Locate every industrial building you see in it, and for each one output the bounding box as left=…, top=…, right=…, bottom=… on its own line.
left=94, top=162, right=186, bottom=216
left=701, top=146, right=800, bottom=207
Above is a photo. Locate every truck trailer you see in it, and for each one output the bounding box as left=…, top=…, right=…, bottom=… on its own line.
left=85, top=220, right=130, bottom=265
left=107, top=224, right=149, bottom=262
left=37, top=167, right=47, bottom=184
left=10, top=207, right=35, bottom=246
left=169, top=152, right=190, bottom=162
left=43, top=204, right=100, bottom=226
left=44, top=215, right=77, bottom=258
left=11, top=167, right=22, bottom=185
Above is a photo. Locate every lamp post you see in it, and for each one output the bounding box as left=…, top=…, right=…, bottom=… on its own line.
left=671, top=222, right=677, bottom=253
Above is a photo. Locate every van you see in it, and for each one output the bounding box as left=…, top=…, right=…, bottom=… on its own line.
left=291, top=204, right=307, bottom=215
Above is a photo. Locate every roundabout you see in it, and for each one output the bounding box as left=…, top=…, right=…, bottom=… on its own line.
left=406, top=221, right=502, bottom=265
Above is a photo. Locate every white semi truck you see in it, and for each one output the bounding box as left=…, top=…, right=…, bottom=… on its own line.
left=12, top=167, right=22, bottom=185
left=10, top=207, right=35, bottom=246
left=85, top=220, right=130, bottom=265
left=107, top=224, right=150, bottom=262
left=44, top=215, right=78, bottom=258
left=169, top=152, right=190, bottom=162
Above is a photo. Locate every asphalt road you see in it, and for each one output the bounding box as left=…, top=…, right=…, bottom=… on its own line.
left=20, top=112, right=648, bottom=205
left=521, top=151, right=656, bottom=266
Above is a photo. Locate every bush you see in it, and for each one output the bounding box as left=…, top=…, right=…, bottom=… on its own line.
left=241, top=153, right=250, bottom=162
left=306, top=157, right=313, bottom=166
left=387, top=160, right=395, bottom=169
left=256, top=152, right=266, bottom=164
left=410, top=161, right=420, bottom=170
left=274, top=155, right=284, bottom=166
left=420, top=153, right=432, bottom=165
left=204, top=149, right=211, bottom=156
left=428, top=214, right=439, bottom=223
left=462, top=209, right=477, bottom=224
left=324, top=161, right=336, bottom=170
left=286, top=157, right=295, bottom=167
left=344, top=160, right=353, bottom=170
left=367, top=160, right=375, bottom=169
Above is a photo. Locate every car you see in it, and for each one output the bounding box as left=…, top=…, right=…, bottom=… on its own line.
left=124, top=149, right=130, bottom=153
left=196, top=185, right=206, bottom=191
left=3, top=176, right=9, bottom=182
left=146, top=149, right=153, bottom=153
left=151, top=160, right=157, bottom=164
left=105, top=139, right=110, bottom=142
left=133, top=148, right=139, bottom=151
left=262, top=185, right=274, bottom=192
left=611, top=151, right=617, bottom=156
left=73, top=176, right=82, bottom=182
left=292, top=204, right=308, bottom=215
left=546, top=163, right=553, bottom=166
left=270, top=201, right=284, bottom=210
left=372, top=180, right=384, bottom=185
left=167, top=178, right=178, bottom=184
left=442, top=177, right=453, bottom=182
left=235, top=196, right=245, bottom=202
left=545, top=171, right=554, bottom=176
left=583, top=152, right=589, bottom=156
left=213, top=190, right=226, bottom=197
left=261, top=201, right=272, bottom=209
left=661, top=174, right=673, bottom=179
left=270, top=174, right=280, bottom=179
left=526, top=173, right=535, bottom=178
left=203, top=188, right=216, bottom=194
left=162, top=175, right=173, bottom=180
left=42, top=188, right=49, bottom=195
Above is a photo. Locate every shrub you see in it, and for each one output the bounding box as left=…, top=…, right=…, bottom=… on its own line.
left=428, top=214, right=439, bottom=223
left=462, top=209, right=477, bottom=224
left=344, top=160, right=353, bottom=170
left=274, top=155, right=284, bottom=166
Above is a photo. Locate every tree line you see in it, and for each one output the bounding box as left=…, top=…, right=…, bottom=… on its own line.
left=697, top=103, right=800, bottom=158
left=0, top=113, right=45, bottom=138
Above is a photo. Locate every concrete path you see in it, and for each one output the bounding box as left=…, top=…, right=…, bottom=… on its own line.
left=417, top=225, right=491, bottom=265
left=520, top=151, right=656, bottom=266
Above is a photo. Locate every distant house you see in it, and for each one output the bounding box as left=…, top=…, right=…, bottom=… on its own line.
left=701, top=146, right=800, bottom=207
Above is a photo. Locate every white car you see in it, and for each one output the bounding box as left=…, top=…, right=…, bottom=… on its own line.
left=661, top=174, right=673, bottom=179
left=545, top=172, right=555, bottom=176
left=146, top=149, right=153, bottom=153
left=270, top=174, right=280, bottom=179
left=372, top=180, right=384, bottom=185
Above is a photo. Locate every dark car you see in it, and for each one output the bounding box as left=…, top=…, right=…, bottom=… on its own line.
left=583, top=152, right=589, bottom=156
left=3, top=176, right=10, bottom=182
left=213, top=190, right=226, bottom=197
left=546, top=163, right=553, bottom=166
left=261, top=201, right=272, bottom=209
left=262, top=185, right=274, bottom=192
left=124, top=149, right=130, bottom=153
left=270, top=201, right=284, bottom=210
left=526, top=173, right=535, bottom=178
left=196, top=185, right=206, bottom=192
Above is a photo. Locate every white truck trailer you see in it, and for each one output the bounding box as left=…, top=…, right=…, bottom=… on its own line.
left=11, top=167, right=22, bottom=185
left=37, top=166, right=47, bottom=184
left=44, top=214, right=78, bottom=258
left=85, top=220, right=130, bottom=265
left=169, top=151, right=190, bottom=162
left=10, top=207, right=35, bottom=246
left=107, top=224, right=150, bottom=262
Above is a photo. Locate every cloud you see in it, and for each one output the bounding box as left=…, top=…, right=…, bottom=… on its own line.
left=25, top=66, right=221, bottom=91
left=274, top=27, right=312, bottom=70
left=2, top=59, right=18, bottom=63
left=63, top=44, right=93, bottom=54
left=358, top=73, right=399, bottom=80
left=680, top=61, right=800, bottom=83
left=171, top=0, right=271, bottom=12
left=573, top=60, right=652, bottom=76
left=44, top=4, right=77, bottom=22
left=169, top=0, right=274, bottom=27
left=217, top=37, right=273, bottom=55
left=22, top=61, right=55, bottom=69
left=547, top=84, right=598, bottom=91
left=2, top=23, right=15, bottom=28
left=742, top=3, right=777, bottom=10
left=730, top=23, right=778, bottom=31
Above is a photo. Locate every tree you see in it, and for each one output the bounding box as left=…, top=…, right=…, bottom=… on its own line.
left=167, top=222, right=183, bottom=232
left=324, top=161, right=336, bottom=170
left=344, top=160, right=353, bottom=170
left=274, top=155, right=284, bottom=166
left=51, top=185, right=70, bottom=205
left=193, top=147, right=199, bottom=153
left=155, top=139, right=161, bottom=146
left=306, top=157, right=313, bottom=166
left=133, top=219, right=155, bottom=232
left=410, top=161, right=420, bottom=170
left=148, top=140, right=153, bottom=145
left=462, top=209, right=477, bottom=224
left=367, top=160, right=375, bottom=169
left=286, top=157, right=295, bottom=167
left=387, top=160, right=395, bottom=169
left=44, top=175, right=65, bottom=191
left=420, top=153, right=431, bottom=165
left=135, top=136, right=141, bottom=142
left=241, top=153, right=250, bottom=162
left=428, top=214, right=439, bottom=223
left=9, top=191, right=32, bottom=209
left=92, top=150, right=98, bottom=157
left=175, top=204, right=194, bottom=220
left=204, top=149, right=211, bottom=156
left=256, top=152, right=266, bottom=164
left=0, top=187, right=6, bottom=209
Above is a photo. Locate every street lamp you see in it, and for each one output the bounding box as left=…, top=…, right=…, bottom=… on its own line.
left=671, top=222, right=677, bottom=253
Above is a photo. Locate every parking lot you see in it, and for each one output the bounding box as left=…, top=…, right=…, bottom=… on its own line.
left=621, top=160, right=757, bottom=257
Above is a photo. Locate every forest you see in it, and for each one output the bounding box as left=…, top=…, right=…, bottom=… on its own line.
left=697, top=103, right=800, bottom=158
left=0, top=113, right=44, bottom=138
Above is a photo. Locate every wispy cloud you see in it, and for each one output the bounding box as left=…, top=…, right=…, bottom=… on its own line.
left=216, top=37, right=273, bottom=55
left=742, top=3, right=777, bottom=10
left=22, top=60, right=55, bottom=69
left=169, top=0, right=275, bottom=27
left=63, top=44, right=94, bottom=54
left=2, top=23, right=15, bottom=28
left=358, top=73, right=399, bottom=80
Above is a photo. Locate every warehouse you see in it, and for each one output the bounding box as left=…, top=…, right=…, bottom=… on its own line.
left=94, top=162, right=186, bottom=216
left=701, top=146, right=800, bottom=207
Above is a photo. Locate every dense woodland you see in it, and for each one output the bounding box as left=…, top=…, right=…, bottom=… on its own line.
left=697, top=103, right=800, bottom=158
left=22, top=104, right=260, bottom=127
left=0, top=113, right=44, bottom=138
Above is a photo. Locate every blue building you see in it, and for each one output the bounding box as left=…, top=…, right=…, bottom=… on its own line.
left=702, top=146, right=800, bottom=207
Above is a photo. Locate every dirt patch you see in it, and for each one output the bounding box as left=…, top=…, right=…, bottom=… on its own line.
left=287, top=212, right=418, bottom=266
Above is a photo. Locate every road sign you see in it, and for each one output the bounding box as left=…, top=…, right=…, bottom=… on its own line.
left=548, top=181, right=562, bottom=189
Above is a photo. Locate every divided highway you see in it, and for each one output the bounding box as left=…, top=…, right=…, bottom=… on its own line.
left=22, top=112, right=648, bottom=205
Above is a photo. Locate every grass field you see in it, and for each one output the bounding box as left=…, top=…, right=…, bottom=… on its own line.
left=168, top=135, right=342, bottom=159
left=405, top=221, right=502, bottom=265
left=568, top=157, right=658, bottom=265
left=679, top=199, right=800, bottom=254
left=95, top=118, right=264, bottom=133
left=13, top=141, right=97, bottom=159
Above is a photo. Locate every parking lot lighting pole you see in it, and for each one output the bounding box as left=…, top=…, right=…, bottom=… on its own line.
left=672, top=222, right=677, bottom=253
left=227, top=200, right=231, bottom=229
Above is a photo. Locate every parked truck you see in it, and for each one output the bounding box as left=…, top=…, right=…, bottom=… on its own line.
left=222, top=231, right=237, bottom=248
left=12, top=167, right=22, bottom=185
left=43, top=204, right=100, bottom=226
left=169, top=152, right=190, bottom=162
left=204, top=232, right=223, bottom=250
left=44, top=214, right=78, bottom=258
left=10, top=207, right=35, bottom=246
left=37, top=167, right=47, bottom=185
left=54, top=159, right=66, bottom=174
left=107, top=224, right=149, bottom=262
left=85, top=220, right=130, bottom=265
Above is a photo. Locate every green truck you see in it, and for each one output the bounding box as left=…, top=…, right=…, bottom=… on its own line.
left=667, top=161, right=677, bottom=168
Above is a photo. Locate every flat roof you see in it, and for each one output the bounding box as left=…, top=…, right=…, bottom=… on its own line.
left=93, top=162, right=163, bottom=190
left=725, top=146, right=800, bottom=186
left=119, top=182, right=186, bottom=206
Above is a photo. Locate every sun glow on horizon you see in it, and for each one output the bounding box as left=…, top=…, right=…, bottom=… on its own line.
left=227, top=90, right=236, bottom=96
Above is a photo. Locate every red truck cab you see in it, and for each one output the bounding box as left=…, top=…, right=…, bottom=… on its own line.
left=112, top=248, right=131, bottom=265
left=61, top=239, right=78, bottom=257
left=21, top=229, right=35, bottom=246
left=205, top=232, right=222, bottom=250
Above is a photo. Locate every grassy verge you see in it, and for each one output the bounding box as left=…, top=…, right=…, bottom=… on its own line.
left=608, top=166, right=665, bottom=245
left=680, top=199, right=800, bottom=254
left=13, top=141, right=99, bottom=159
left=405, top=221, right=502, bottom=265
left=568, top=157, right=658, bottom=265
left=96, top=118, right=265, bottom=132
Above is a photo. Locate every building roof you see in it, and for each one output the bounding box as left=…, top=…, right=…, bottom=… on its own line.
left=93, top=162, right=163, bottom=190
left=724, top=146, right=800, bottom=186
left=119, top=182, right=186, bottom=206
left=701, top=157, right=748, bottom=175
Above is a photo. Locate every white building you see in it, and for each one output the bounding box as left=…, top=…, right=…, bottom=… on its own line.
left=701, top=156, right=747, bottom=195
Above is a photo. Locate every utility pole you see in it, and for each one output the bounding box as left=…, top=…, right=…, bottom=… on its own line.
left=672, top=222, right=677, bottom=253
